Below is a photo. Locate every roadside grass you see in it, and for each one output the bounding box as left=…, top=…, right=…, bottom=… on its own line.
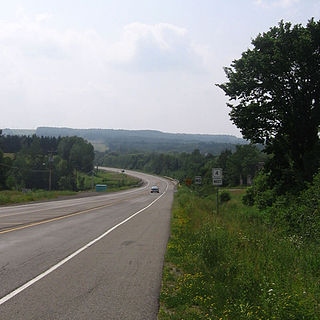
left=0, top=190, right=76, bottom=205
left=159, top=186, right=320, bottom=319
left=0, top=170, right=141, bottom=205
left=78, top=169, right=141, bottom=192
left=3, top=153, right=15, bottom=160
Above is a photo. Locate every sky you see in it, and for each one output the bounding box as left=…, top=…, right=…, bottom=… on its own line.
left=0, top=0, right=319, bottom=137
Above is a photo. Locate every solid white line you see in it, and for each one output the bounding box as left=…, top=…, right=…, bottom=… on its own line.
left=0, top=181, right=169, bottom=306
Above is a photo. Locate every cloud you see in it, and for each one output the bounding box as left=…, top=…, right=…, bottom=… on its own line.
left=35, top=13, right=52, bottom=23
left=0, top=9, right=221, bottom=134
left=0, top=12, right=104, bottom=62
left=106, top=22, right=207, bottom=72
left=0, top=11, right=110, bottom=119
left=254, top=0, right=300, bottom=8
left=0, top=12, right=207, bottom=76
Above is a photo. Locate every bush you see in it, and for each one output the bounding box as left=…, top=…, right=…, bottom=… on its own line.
left=241, top=171, right=277, bottom=209
left=219, top=190, right=231, bottom=203
left=269, top=170, right=320, bottom=241
left=58, top=176, right=73, bottom=190
left=242, top=186, right=255, bottom=206
left=255, top=188, right=276, bottom=209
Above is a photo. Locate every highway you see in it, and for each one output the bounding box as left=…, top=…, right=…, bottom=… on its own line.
left=0, top=168, right=176, bottom=319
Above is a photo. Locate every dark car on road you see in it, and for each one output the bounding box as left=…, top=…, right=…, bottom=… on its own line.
left=151, top=186, right=159, bottom=193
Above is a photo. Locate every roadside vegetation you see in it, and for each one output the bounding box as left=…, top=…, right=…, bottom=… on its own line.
left=159, top=186, right=320, bottom=319
left=159, top=19, right=320, bottom=319
left=77, top=169, right=141, bottom=192
left=100, top=145, right=267, bottom=188
left=0, top=169, right=141, bottom=205
left=0, top=190, right=77, bottom=205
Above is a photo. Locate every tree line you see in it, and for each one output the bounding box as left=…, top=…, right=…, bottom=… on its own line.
left=0, top=132, right=94, bottom=191
left=22, top=127, right=247, bottom=155
left=98, top=144, right=267, bottom=187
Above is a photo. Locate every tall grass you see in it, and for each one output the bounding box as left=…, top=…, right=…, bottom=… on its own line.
left=78, top=170, right=141, bottom=191
left=0, top=170, right=141, bottom=205
left=0, top=190, right=76, bottom=205
left=159, top=187, right=320, bottom=319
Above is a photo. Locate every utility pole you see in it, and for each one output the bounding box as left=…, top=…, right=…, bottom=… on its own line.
left=91, top=169, right=94, bottom=191
left=48, top=152, right=54, bottom=191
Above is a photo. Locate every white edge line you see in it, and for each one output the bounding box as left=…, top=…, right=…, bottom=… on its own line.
left=0, top=181, right=169, bottom=306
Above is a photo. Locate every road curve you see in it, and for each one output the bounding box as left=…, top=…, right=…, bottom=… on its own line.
left=0, top=168, right=176, bottom=319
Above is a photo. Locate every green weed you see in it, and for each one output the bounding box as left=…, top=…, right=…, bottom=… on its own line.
left=0, top=190, right=76, bottom=205
left=77, top=170, right=141, bottom=191
left=0, top=170, right=141, bottom=205
left=159, top=186, right=320, bottom=319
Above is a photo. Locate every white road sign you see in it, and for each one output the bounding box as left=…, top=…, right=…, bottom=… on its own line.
left=213, top=179, right=223, bottom=186
left=212, top=168, right=222, bottom=178
left=195, top=176, right=202, bottom=184
left=212, top=168, right=223, bottom=185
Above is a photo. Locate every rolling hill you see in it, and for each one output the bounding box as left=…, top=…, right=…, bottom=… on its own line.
left=2, top=127, right=247, bottom=154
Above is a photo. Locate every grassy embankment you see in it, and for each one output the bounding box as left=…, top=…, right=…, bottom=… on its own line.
left=0, top=170, right=141, bottom=205
left=78, top=169, right=141, bottom=191
left=159, top=186, right=320, bottom=319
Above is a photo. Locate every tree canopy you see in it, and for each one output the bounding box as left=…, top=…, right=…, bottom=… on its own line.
left=217, top=19, right=320, bottom=193
left=0, top=134, right=94, bottom=191
left=101, top=145, right=266, bottom=187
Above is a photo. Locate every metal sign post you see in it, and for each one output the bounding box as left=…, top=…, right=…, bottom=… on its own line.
left=217, top=187, right=219, bottom=214
left=212, top=168, right=223, bottom=214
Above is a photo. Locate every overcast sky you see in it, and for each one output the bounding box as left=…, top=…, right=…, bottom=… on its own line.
left=1, top=0, right=319, bottom=136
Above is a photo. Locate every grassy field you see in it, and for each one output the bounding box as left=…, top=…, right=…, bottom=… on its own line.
left=159, top=186, right=320, bottom=319
left=0, top=170, right=141, bottom=205
left=78, top=169, right=141, bottom=191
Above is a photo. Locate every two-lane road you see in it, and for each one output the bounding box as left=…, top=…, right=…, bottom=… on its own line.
left=0, top=168, right=175, bottom=319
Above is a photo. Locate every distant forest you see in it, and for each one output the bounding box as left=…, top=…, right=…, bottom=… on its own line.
left=3, top=127, right=247, bottom=155
left=98, top=146, right=268, bottom=187
left=0, top=133, right=94, bottom=191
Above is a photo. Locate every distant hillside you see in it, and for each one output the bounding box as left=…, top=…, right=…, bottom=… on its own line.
left=2, top=127, right=248, bottom=155
left=2, top=128, right=36, bottom=136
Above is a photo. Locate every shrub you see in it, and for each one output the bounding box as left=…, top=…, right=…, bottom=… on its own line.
left=242, top=171, right=277, bottom=209
left=270, top=170, right=320, bottom=241
left=242, top=186, right=255, bottom=206
left=219, top=190, right=231, bottom=203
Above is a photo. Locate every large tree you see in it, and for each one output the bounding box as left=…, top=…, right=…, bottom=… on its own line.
left=218, top=19, right=320, bottom=194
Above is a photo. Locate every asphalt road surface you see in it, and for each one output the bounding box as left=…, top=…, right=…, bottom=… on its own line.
left=0, top=168, right=176, bottom=319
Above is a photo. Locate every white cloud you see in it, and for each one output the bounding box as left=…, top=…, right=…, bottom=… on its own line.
left=0, top=10, right=219, bottom=133
left=0, top=13, right=207, bottom=76
left=106, top=22, right=207, bottom=72
left=35, top=13, right=52, bottom=23
left=106, top=22, right=188, bottom=62
left=254, top=0, right=300, bottom=8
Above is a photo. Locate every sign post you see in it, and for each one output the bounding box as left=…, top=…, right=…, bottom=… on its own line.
left=212, top=168, right=223, bottom=214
